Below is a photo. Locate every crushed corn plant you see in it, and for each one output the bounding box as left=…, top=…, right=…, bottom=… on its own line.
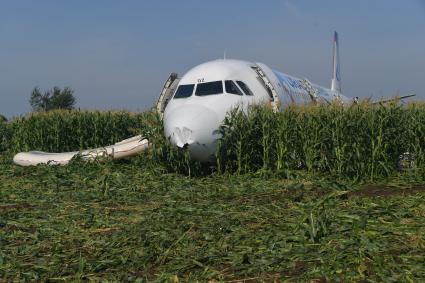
left=1, top=103, right=425, bottom=281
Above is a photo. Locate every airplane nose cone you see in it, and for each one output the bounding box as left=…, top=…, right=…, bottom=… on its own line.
left=164, top=104, right=221, bottom=162
left=172, top=126, right=194, bottom=148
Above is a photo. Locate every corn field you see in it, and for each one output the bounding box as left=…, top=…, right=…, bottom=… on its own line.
left=2, top=103, right=425, bottom=180
left=0, top=109, right=197, bottom=174
left=2, top=104, right=425, bottom=281
left=217, top=103, right=425, bottom=180
left=0, top=119, right=10, bottom=153
left=2, top=109, right=159, bottom=153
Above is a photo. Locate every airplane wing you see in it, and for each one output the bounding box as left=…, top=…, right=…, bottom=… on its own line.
left=372, top=94, right=416, bottom=105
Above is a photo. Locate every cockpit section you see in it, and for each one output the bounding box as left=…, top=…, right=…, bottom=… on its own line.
left=161, top=59, right=279, bottom=162
left=172, top=80, right=255, bottom=99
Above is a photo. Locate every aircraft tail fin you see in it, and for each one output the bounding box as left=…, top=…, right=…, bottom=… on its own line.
left=331, top=31, right=342, bottom=93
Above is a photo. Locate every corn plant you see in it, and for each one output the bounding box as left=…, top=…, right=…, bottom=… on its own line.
left=7, top=109, right=157, bottom=153
left=216, top=102, right=425, bottom=180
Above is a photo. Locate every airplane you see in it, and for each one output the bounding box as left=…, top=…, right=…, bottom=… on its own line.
left=13, top=32, right=415, bottom=166
left=158, top=32, right=351, bottom=162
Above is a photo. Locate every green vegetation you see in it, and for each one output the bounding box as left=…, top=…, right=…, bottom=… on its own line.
left=30, top=87, right=76, bottom=112
left=1, top=156, right=424, bottom=281
left=1, top=104, right=425, bottom=281
left=4, top=110, right=157, bottom=153
left=217, top=103, right=425, bottom=180
left=4, top=103, right=425, bottom=179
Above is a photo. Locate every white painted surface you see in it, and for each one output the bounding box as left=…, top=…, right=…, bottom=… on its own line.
left=13, top=135, right=148, bottom=166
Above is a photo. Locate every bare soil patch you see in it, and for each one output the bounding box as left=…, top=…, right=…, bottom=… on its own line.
left=350, top=184, right=425, bottom=198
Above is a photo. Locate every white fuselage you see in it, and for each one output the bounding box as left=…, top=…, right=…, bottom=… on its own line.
left=163, top=59, right=352, bottom=162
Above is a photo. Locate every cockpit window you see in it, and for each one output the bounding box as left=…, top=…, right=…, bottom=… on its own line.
left=225, top=80, right=243, bottom=96
left=236, top=81, right=254, bottom=96
left=173, top=84, right=195, bottom=99
left=195, top=81, right=223, bottom=96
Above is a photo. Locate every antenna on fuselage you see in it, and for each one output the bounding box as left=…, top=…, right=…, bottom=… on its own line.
left=223, top=49, right=227, bottom=60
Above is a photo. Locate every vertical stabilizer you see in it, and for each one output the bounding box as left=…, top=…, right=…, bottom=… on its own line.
left=331, top=31, right=342, bottom=93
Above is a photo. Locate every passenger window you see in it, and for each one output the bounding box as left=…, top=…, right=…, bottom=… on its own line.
left=225, top=80, right=243, bottom=96
left=236, top=81, right=254, bottom=96
left=174, top=84, right=194, bottom=99
left=195, top=81, right=223, bottom=96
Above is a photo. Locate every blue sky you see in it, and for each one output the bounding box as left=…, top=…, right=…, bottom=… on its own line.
left=1, top=0, right=424, bottom=118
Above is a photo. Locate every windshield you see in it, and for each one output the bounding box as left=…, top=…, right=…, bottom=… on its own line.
left=236, top=81, right=254, bottom=96
left=225, top=80, right=243, bottom=95
left=173, top=84, right=195, bottom=99
left=195, top=81, right=223, bottom=96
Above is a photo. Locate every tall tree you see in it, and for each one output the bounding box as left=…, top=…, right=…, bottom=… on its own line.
left=30, top=87, right=76, bottom=111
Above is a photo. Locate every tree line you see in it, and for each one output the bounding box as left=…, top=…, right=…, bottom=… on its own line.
left=1, top=87, right=77, bottom=122
left=30, top=86, right=76, bottom=112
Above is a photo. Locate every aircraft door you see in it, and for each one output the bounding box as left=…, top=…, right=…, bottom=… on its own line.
left=157, top=73, right=180, bottom=119
left=252, top=63, right=284, bottom=112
